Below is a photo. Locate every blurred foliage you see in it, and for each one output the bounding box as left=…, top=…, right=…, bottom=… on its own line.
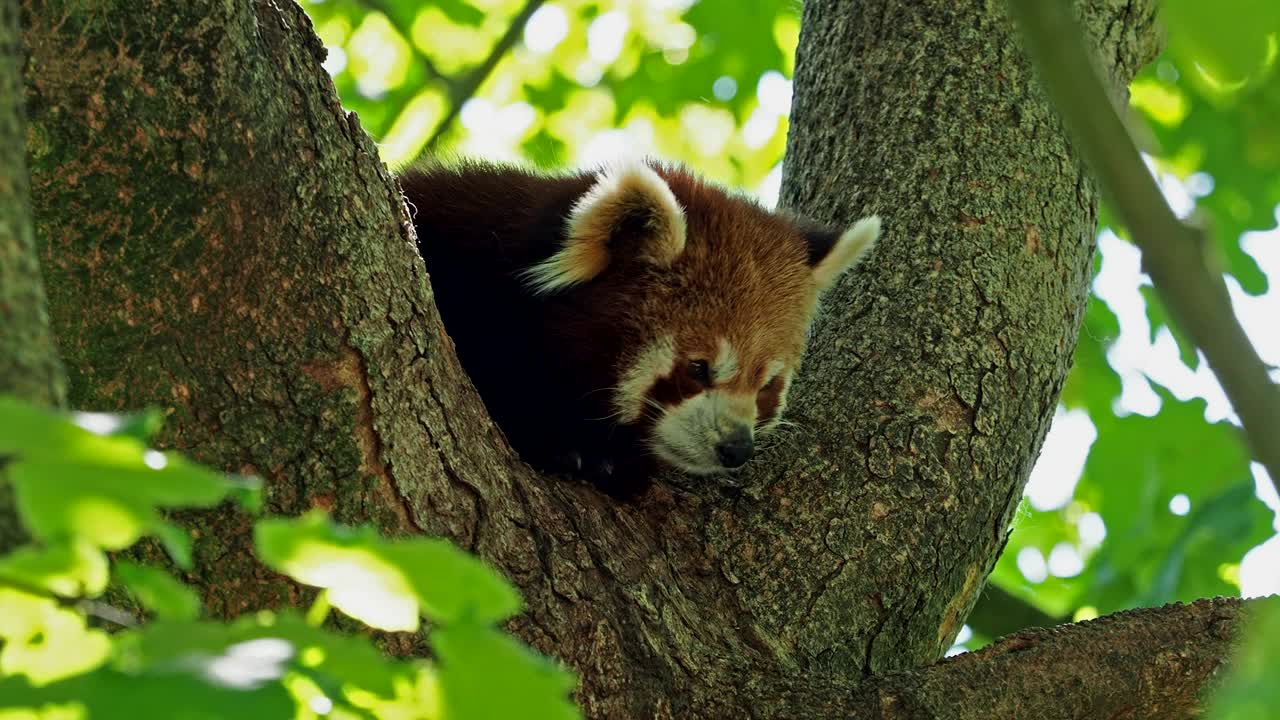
left=1207, top=595, right=1280, bottom=720
left=989, top=1, right=1280, bottom=644
left=298, top=0, right=1279, bottom=648
left=0, top=395, right=579, bottom=720
left=302, top=0, right=796, bottom=195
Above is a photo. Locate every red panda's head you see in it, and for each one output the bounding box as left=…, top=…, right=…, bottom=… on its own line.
left=522, top=159, right=879, bottom=477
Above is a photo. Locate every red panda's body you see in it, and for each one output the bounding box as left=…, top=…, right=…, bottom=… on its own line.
left=399, top=159, right=878, bottom=496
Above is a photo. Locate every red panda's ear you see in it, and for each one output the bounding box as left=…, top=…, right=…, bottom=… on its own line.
left=805, top=215, right=880, bottom=292
left=522, top=161, right=687, bottom=295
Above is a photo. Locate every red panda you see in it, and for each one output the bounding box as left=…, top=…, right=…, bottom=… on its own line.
left=399, top=158, right=879, bottom=497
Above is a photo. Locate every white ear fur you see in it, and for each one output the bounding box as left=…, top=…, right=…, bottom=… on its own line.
left=521, top=161, right=687, bottom=295
left=812, top=215, right=880, bottom=291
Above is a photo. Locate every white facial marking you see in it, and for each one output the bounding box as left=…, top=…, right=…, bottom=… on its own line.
left=614, top=335, right=676, bottom=423
left=713, top=338, right=739, bottom=383
left=763, top=359, right=786, bottom=383
left=651, top=389, right=757, bottom=475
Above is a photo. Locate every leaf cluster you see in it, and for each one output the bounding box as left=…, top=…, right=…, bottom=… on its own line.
left=0, top=395, right=580, bottom=720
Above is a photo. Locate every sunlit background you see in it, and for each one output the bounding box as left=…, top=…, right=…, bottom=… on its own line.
left=299, top=0, right=1280, bottom=651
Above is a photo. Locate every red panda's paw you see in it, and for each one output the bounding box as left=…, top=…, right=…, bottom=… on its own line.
left=542, top=448, right=652, bottom=500
left=539, top=449, right=596, bottom=479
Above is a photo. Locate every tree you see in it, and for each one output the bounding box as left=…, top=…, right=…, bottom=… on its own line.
left=4, top=0, right=1276, bottom=717
left=0, top=0, right=63, bottom=550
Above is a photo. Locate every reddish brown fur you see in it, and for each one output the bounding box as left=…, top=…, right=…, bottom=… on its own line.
left=630, top=166, right=818, bottom=381
left=399, top=158, right=868, bottom=496
left=756, top=375, right=785, bottom=424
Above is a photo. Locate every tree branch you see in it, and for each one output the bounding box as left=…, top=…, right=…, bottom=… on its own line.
left=708, top=597, right=1248, bottom=719
left=847, top=597, right=1246, bottom=719
left=1006, top=0, right=1280, bottom=494
left=418, top=0, right=546, bottom=155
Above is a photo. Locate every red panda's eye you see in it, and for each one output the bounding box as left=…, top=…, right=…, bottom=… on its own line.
left=687, top=360, right=711, bottom=386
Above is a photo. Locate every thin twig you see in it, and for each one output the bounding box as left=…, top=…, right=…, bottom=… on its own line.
left=1006, top=0, right=1280, bottom=494
left=419, top=0, right=548, bottom=156
left=0, top=573, right=139, bottom=627
left=80, top=599, right=139, bottom=627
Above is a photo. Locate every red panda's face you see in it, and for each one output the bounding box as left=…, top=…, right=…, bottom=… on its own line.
left=612, top=334, right=798, bottom=475
left=523, top=159, right=880, bottom=477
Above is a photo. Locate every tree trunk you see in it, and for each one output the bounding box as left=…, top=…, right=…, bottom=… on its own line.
left=0, top=0, right=65, bottom=551
left=15, top=0, right=1239, bottom=718
left=1, top=0, right=63, bottom=408
left=775, top=0, right=1162, bottom=673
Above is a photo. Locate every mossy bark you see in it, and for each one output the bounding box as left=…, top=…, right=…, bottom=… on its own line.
left=19, top=0, right=1235, bottom=718
left=0, top=0, right=65, bottom=551
left=0, top=0, right=63, bottom=408
left=20, top=0, right=503, bottom=624
left=774, top=0, right=1162, bottom=675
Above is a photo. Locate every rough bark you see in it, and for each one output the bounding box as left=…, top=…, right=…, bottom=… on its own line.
left=0, top=0, right=65, bottom=551
left=855, top=597, right=1242, bottom=720
left=776, top=0, right=1160, bottom=674
left=0, top=0, right=63, bottom=408
left=15, top=0, right=1234, bottom=718
left=742, top=597, right=1245, bottom=720
left=21, top=0, right=462, bottom=619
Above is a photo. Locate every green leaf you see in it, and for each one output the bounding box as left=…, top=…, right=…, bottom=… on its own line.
left=1074, top=390, right=1266, bottom=613
left=119, top=612, right=411, bottom=698
left=1172, top=484, right=1273, bottom=602
left=0, top=588, right=112, bottom=684
left=114, top=561, right=201, bottom=622
left=0, top=540, right=110, bottom=598
left=0, top=394, right=261, bottom=559
left=434, top=0, right=485, bottom=27
left=154, top=522, right=196, bottom=570
left=0, top=660, right=295, bottom=720
left=521, top=128, right=569, bottom=169
left=605, top=0, right=792, bottom=122
left=989, top=500, right=1091, bottom=619
left=1159, top=0, right=1280, bottom=87
left=1140, top=285, right=1201, bottom=368
left=1206, top=596, right=1280, bottom=720
left=1060, top=296, right=1122, bottom=419
left=0, top=395, right=142, bottom=466
left=1137, top=482, right=1266, bottom=607
left=88, top=407, right=166, bottom=443
left=434, top=622, right=579, bottom=720
left=1126, top=56, right=1280, bottom=297
left=254, top=512, right=520, bottom=631
left=9, top=458, right=243, bottom=552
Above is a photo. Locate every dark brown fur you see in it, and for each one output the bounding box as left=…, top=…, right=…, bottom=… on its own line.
left=399, top=158, right=873, bottom=496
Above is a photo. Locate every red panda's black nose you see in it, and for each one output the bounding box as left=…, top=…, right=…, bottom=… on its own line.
left=716, top=428, right=754, bottom=469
